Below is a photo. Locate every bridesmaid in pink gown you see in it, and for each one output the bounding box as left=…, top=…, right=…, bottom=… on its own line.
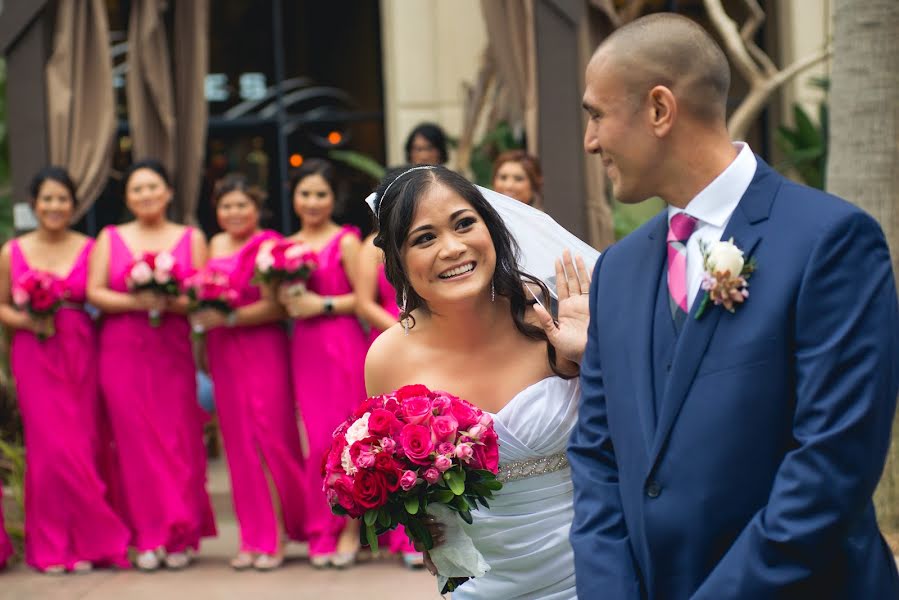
left=277, top=159, right=367, bottom=568
left=0, top=486, right=12, bottom=569
left=355, top=232, right=423, bottom=568
left=0, top=167, right=130, bottom=573
left=191, top=174, right=306, bottom=571
left=87, top=160, right=215, bottom=571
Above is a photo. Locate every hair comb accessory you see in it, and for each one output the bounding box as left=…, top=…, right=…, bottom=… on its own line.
left=371, top=165, right=437, bottom=220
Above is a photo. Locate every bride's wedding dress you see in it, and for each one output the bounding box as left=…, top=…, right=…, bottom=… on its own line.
left=452, top=376, right=579, bottom=600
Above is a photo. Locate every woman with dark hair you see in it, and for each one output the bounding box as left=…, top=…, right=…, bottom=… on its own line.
left=275, top=158, right=367, bottom=568
left=404, top=122, right=449, bottom=165
left=492, top=150, right=544, bottom=208
left=87, top=159, right=215, bottom=571
left=365, top=165, right=591, bottom=599
left=193, top=174, right=306, bottom=571
left=0, top=166, right=130, bottom=573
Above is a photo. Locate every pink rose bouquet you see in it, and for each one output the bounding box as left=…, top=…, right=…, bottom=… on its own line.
left=253, top=239, right=317, bottom=293
left=126, top=251, right=182, bottom=327
left=324, top=384, right=502, bottom=593
left=182, top=269, right=239, bottom=339
left=11, top=270, right=69, bottom=340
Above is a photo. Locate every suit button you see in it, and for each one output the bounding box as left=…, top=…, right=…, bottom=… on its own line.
left=645, top=480, right=662, bottom=498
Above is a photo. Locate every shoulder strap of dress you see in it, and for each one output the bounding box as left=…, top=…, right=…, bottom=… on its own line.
left=8, top=238, right=25, bottom=271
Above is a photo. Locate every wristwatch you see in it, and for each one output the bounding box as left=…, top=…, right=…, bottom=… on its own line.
left=322, top=297, right=335, bottom=315
left=226, top=311, right=239, bottom=327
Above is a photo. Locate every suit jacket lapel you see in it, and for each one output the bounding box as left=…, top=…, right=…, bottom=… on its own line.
left=629, top=213, right=668, bottom=453
left=648, top=159, right=779, bottom=468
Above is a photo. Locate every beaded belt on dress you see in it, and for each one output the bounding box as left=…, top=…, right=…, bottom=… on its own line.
left=495, top=452, right=570, bottom=483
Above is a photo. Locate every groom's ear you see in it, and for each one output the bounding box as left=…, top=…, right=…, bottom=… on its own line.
left=648, top=85, right=676, bottom=138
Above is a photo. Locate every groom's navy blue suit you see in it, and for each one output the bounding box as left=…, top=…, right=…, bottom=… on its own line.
left=569, top=158, right=899, bottom=599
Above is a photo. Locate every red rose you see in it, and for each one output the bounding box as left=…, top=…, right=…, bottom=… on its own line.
left=331, top=474, right=360, bottom=515
left=399, top=423, right=435, bottom=465
left=395, top=384, right=432, bottom=400
left=400, top=397, right=434, bottom=426
left=384, top=397, right=400, bottom=414
left=354, top=396, right=382, bottom=418
left=471, top=428, right=500, bottom=473
left=374, top=452, right=400, bottom=474
left=352, top=469, right=389, bottom=510
left=450, top=399, right=480, bottom=429
left=368, top=409, right=401, bottom=437
left=325, top=433, right=348, bottom=474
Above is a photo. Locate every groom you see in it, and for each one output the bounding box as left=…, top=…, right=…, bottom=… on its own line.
left=569, top=13, right=899, bottom=600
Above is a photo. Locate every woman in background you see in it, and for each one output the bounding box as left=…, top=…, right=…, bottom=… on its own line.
left=88, top=159, right=215, bottom=571
left=0, top=167, right=130, bottom=573
left=492, top=150, right=543, bottom=208
left=404, top=122, right=449, bottom=166
left=193, top=174, right=306, bottom=571
left=277, top=159, right=367, bottom=568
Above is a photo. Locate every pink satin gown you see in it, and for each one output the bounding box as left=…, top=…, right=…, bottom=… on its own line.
left=290, top=226, right=368, bottom=557
left=8, top=239, right=130, bottom=570
left=205, top=230, right=306, bottom=554
left=98, top=226, right=215, bottom=553
left=1, top=472, right=15, bottom=568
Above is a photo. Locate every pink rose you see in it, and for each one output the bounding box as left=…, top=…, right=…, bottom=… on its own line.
left=400, top=397, right=434, bottom=425
left=400, top=470, right=418, bottom=491
left=434, top=455, right=453, bottom=472
left=467, top=424, right=485, bottom=440
left=355, top=451, right=375, bottom=469
left=437, top=442, right=455, bottom=456
left=471, top=429, right=500, bottom=473
left=11, top=287, right=28, bottom=306
left=423, top=468, right=440, bottom=484
left=130, top=261, right=153, bottom=286
left=332, top=474, right=359, bottom=515
left=154, top=251, right=175, bottom=272
left=455, top=443, right=474, bottom=462
left=399, top=424, right=434, bottom=465
left=431, top=415, right=459, bottom=442
left=368, top=409, right=401, bottom=437
left=450, top=399, right=480, bottom=429
left=478, top=413, right=493, bottom=428
left=380, top=437, right=397, bottom=454
left=431, top=395, right=452, bottom=415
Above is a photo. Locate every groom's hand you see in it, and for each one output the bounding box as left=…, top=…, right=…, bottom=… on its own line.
left=534, top=250, right=591, bottom=364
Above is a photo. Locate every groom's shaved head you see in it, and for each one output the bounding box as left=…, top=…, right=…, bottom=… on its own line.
left=591, top=13, right=731, bottom=123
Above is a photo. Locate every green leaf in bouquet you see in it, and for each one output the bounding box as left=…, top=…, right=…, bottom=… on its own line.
left=404, top=495, right=420, bottom=515
left=431, top=488, right=455, bottom=504
left=407, top=517, right=434, bottom=550
left=476, top=496, right=491, bottom=510
left=366, top=523, right=379, bottom=553
left=464, top=495, right=478, bottom=511
left=482, top=478, right=504, bottom=492
left=445, top=471, right=466, bottom=496
left=378, top=507, right=391, bottom=528
left=364, top=508, right=378, bottom=527
left=457, top=509, right=473, bottom=525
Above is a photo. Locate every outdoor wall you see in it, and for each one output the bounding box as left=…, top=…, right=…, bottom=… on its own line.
left=777, top=0, right=831, bottom=124
left=379, top=0, right=487, bottom=168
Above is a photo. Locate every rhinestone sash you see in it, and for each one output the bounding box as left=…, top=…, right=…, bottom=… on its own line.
left=495, top=452, right=570, bottom=484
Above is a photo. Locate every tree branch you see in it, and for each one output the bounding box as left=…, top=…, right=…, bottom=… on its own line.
left=704, top=0, right=763, bottom=85
left=588, top=0, right=621, bottom=29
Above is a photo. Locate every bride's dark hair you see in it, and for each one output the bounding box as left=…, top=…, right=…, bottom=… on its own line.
left=372, top=165, right=575, bottom=379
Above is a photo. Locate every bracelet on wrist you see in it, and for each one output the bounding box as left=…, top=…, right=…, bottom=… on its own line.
left=226, top=310, right=239, bottom=327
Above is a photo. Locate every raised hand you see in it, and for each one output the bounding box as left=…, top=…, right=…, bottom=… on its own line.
left=533, top=250, right=592, bottom=365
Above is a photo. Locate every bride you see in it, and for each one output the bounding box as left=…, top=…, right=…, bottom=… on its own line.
left=365, top=165, right=593, bottom=599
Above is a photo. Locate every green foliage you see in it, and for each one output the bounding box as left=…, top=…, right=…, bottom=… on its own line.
left=328, top=149, right=386, bottom=182
left=0, top=436, right=24, bottom=543
left=775, top=77, right=828, bottom=190
left=614, top=197, right=666, bottom=240
left=468, top=121, right=525, bottom=187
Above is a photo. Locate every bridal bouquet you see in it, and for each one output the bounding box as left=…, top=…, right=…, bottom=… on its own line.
left=12, top=270, right=69, bottom=340
left=182, top=269, right=238, bottom=339
left=253, top=240, right=317, bottom=294
left=126, top=251, right=182, bottom=327
left=324, top=384, right=502, bottom=594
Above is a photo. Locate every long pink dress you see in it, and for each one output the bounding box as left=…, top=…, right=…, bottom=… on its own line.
left=291, top=226, right=368, bottom=556
left=364, top=265, right=415, bottom=555
left=8, top=239, right=130, bottom=570
left=0, top=486, right=12, bottom=568
left=205, top=230, right=306, bottom=554
left=98, top=226, right=215, bottom=553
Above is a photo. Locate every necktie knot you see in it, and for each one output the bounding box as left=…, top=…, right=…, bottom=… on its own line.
left=668, top=213, right=698, bottom=244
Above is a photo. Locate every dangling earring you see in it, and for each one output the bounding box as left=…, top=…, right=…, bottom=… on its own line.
left=401, top=286, right=409, bottom=336
left=491, top=281, right=496, bottom=302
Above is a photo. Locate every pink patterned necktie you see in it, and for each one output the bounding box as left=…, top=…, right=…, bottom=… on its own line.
left=667, top=213, right=699, bottom=319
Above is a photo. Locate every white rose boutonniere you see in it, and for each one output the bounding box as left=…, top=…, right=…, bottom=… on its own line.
left=694, top=238, right=756, bottom=320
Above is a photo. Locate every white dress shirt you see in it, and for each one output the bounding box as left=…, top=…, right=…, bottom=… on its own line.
left=667, top=142, right=757, bottom=310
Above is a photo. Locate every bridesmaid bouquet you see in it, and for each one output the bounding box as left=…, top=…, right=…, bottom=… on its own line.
left=183, top=269, right=239, bottom=339
left=253, top=240, right=317, bottom=294
left=126, top=251, right=182, bottom=327
left=12, top=270, right=68, bottom=340
left=324, top=384, right=502, bottom=594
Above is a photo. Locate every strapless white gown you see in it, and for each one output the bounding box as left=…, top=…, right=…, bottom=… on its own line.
left=452, top=376, right=579, bottom=600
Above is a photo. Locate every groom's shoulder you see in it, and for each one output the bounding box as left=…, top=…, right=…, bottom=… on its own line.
left=768, top=175, right=881, bottom=237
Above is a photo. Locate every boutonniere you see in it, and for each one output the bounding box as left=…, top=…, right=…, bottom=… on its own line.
left=694, top=238, right=756, bottom=320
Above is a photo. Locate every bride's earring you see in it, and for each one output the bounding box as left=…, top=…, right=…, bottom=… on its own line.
left=401, top=286, right=409, bottom=336
left=491, top=281, right=495, bottom=302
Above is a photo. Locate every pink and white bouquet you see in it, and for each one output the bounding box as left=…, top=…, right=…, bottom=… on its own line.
left=182, top=269, right=239, bottom=339
left=126, top=251, right=182, bottom=327
left=12, top=270, right=69, bottom=340
left=253, top=240, right=317, bottom=294
left=324, top=384, right=502, bottom=594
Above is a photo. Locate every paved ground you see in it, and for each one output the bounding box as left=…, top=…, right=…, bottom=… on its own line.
left=0, top=459, right=439, bottom=600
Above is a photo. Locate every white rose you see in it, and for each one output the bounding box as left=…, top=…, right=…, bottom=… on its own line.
left=345, top=412, right=371, bottom=445
left=707, top=240, right=744, bottom=276
left=155, top=251, right=175, bottom=272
